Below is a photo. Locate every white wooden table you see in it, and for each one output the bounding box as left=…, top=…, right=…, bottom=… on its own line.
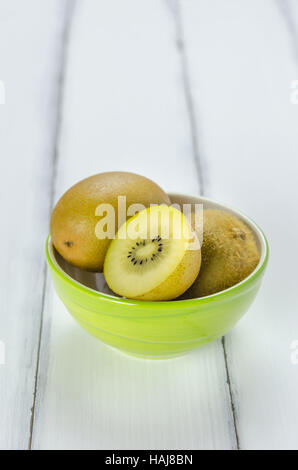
left=1, top=0, right=298, bottom=450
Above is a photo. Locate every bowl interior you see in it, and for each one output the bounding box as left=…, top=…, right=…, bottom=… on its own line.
left=48, top=193, right=267, bottom=299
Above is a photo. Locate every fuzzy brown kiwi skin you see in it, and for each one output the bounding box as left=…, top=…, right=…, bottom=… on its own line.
left=183, top=210, right=260, bottom=299
left=50, top=172, right=171, bottom=272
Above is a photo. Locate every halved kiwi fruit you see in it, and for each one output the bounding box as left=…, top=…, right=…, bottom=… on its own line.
left=104, top=205, right=201, bottom=300
left=184, top=209, right=260, bottom=298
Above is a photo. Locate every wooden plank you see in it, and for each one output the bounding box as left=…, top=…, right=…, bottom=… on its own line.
left=32, top=0, right=236, bottom=450
left=180, top=0, right=298, bottom=449
left=0, top=0, right=68, bottom=449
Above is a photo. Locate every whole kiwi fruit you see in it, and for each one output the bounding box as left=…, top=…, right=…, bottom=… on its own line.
left=50, top=172, right=171, bottom=271
left=185, top=209, right=260, bottom=298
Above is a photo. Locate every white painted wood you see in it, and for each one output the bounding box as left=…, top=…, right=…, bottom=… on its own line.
left=180, top=0, right=298, bottom=449
left=32, top=0, right=236, bottom=450
left=277, top=0, right=298, bottom=64
left=0, top=0, right=68, bottom=449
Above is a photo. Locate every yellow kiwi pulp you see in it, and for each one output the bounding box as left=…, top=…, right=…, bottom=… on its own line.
left=50, top=172, right=171, bottom=272
left=185, top=209, right=260, bottom=298
left=104, top=205, right=201, bottom=301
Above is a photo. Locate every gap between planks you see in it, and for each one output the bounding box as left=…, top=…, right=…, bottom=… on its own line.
left=276, top=0, right=298, bottom=65
left=28, top=0, right=78, bottom=450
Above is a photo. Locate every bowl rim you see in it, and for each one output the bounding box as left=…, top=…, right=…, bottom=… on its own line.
left=46, top=193, right=269, bottom=308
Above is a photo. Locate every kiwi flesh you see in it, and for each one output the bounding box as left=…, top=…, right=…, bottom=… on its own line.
left=184, top=209, right=260, bottom=298
left=104, top=205, right=201, bottom=301
left=50, top=172, right=171, bottom=272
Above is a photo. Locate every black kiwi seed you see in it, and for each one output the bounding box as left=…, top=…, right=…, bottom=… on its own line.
left=127, top=236, right=165, bottom=266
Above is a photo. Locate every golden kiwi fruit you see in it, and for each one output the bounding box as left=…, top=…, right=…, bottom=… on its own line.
left=104, top=205, right=201, bottom=300
left=184, top=209, right=260, bottom=298
left=50, top=172, right=171, bottom=271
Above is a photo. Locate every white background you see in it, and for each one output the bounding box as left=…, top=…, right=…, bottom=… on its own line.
left=1, top=0, right=298, bottom=450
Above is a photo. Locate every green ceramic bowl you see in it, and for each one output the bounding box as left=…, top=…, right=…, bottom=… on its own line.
left=46, top=194, right=268, bottom=359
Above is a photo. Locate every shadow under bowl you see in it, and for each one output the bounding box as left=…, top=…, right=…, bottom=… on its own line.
left=46, top=193, right=269, bottom=360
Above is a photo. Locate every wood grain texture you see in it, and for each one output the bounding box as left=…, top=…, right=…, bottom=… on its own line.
left=2, top=0, right=296, bottom=450
left=31, top=0, right=236, bottom=450
left=180, top=0, right=298, bottom=449
left=0, top=0, right=68, bottom=449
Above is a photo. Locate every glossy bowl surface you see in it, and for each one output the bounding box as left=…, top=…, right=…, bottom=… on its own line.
left=46, top=194, right=269, bottom=359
